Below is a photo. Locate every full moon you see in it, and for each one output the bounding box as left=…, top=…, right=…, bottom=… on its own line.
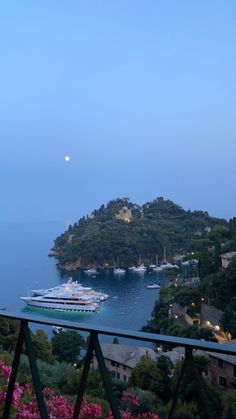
left=64, top=155, right=70, bottom=162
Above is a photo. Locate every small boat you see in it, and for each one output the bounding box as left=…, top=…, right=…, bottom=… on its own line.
left=146, top=283, right=160, bottom=289
left=114, top=268, right=126, bottom=274
left=114, top=257, right=126, bottom=274
left=149, top=254, right=159, bottom=269
left=132, top=264, right=147, bottom=273
left=153, top=262, right=179, bottom=272
left=181, top=260, right=190, bottom=266
left=85, top=268, right=98, bottom=275
left=52, top=326, right=64, bottom=334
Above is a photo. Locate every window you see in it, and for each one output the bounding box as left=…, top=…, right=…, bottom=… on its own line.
left=116, top=363, right=120, bottom=368
left=111, top=360, right=115, bottom=366
left=123, top=365, right=126, bottom=370
left=234, top=366, right=236, bottom=377
left=218, top=359, right=224, bottom=368
left=111, top=371, right=115, bottom=377
left=219, top=376, right=227, bottom=387
left=117, top=372, right=120, bottom=379
left=123, top=375, right=127, bottom=381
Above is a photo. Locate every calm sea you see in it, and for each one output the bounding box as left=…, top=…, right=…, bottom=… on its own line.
left=0, top=221, right=167, bottom=344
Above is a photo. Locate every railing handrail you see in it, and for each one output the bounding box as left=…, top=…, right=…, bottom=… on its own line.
left=1, top=310, right=235, bottom=356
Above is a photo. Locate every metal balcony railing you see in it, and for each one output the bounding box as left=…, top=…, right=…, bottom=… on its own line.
left=1, top=310, right=236, bottom=419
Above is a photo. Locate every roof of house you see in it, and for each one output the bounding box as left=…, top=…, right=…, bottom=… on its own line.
left=96, top=343, right=186, bottom=369
left=207, top=339, right=236, bottom=365
left=220, top=251, right=236, bottom=259
left=201, top=303, right=223, bottom=327
left=97, top=344, right=157, bottom=368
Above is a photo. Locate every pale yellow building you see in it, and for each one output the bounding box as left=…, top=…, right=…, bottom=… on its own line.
left=115, top=206, right=132, bottom=223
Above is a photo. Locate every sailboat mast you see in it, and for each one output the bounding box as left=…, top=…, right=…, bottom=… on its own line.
left=164, top=247, right=166, bottom=263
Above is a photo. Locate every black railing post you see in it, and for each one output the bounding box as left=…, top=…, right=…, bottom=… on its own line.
left=2, top=321, right=24, bottom=419
left=93, top=332, right=121, bottom=419
left=22, top=321, right=49, bottom=419
left=73, top=331, right=95, bottom=419
left=73, top=331, right=121, bottom=419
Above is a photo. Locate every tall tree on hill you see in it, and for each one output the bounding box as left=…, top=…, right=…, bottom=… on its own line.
left=51, top=330, right=85, bottom=364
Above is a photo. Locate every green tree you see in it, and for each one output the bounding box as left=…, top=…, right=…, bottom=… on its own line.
left=224, top=390, right=236, bottom=419
left=0, top=318, right=19, bottom=351
left=130, top=356, right=172, bottom=402
left=51, top=330, right=85, bottom=364
left=172, top=356, right=222, bottom=418
left=32, top=329, right=54, bottom=364
left=174, top=286, right=201, bottom=309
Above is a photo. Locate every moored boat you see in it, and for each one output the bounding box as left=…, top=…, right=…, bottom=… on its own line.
left=114, top=268, right=126, bottom=274
left=52, top=326, right=64, bottom=334
left=146, top=283, right=160, bottom=289
left=132, top=264, right=147, bottom=273
left=85, top=268, right=98, bottom=275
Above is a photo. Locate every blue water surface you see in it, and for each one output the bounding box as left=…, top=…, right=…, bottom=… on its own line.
left=0, top=221, right=167, bottom=345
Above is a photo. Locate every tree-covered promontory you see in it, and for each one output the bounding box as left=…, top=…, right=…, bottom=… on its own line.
left=53, top=197, right=228, bottom=269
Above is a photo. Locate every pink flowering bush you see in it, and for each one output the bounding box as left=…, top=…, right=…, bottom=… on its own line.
left=0, top=361, right=159, bottom=418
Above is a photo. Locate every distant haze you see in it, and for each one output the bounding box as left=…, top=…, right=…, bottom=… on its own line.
left=0, top=1, right=235, bottom=223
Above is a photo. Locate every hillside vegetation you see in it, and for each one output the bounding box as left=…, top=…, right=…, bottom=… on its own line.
left=53, top=197, right=228, bottom=269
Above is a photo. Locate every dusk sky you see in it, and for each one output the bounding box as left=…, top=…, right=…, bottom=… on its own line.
left=0, top=1, right=235, bottom=224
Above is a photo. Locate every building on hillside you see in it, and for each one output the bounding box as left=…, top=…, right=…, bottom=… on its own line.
left=185, top=312, right=201, bottom=326
left=115, top=206, right=132, bottom=223
left=207, top=340, right=236, bottom=390
left=220, top=252, right=236, bottom=268
left=200, top=304, right=223, bottom=330
left=91, top=343, right=184, bottom=382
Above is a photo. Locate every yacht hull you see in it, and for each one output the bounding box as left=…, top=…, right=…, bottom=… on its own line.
left=21, top=298, right=98, bottom=312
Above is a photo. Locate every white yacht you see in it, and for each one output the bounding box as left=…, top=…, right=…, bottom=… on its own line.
left=21, top=280, right=108, bottom=312
left=114, top=268, right=126, bottom=274
left=146, top=283, right=160, bottom=289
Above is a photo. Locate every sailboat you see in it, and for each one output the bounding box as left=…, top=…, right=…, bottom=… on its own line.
left=114, top=257, right=126, bottom=274
left=132, top=256, right=147, bottom=273
left=153, top=247, right=179, bottom=271
left=149, top=254, right=158, bottom=269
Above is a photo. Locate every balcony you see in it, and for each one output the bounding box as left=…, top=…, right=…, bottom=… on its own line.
left=1, top=310, right=236, bottom=418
